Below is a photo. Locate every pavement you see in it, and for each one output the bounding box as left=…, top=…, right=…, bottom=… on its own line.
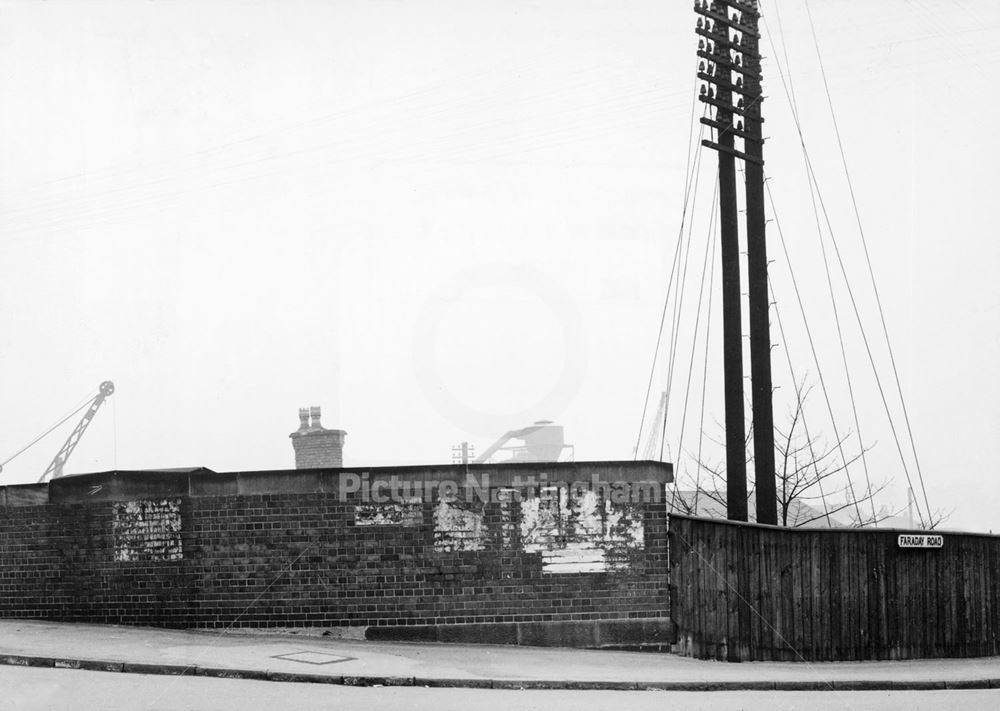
left=1, top=620, right=999, bottom=691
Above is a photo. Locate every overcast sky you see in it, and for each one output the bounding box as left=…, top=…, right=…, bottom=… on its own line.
left=1, top=1, right=997, bottom=532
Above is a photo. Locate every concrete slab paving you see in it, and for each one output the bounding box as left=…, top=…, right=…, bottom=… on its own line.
left=1, top=620, right=999, bottom=691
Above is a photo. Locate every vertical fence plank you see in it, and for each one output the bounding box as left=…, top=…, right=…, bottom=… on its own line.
left=789, top=531, right=802, bottom=660
left=989, top=540, right=998, bottom=656
left=738, top=523, right=752, bottom=660
left=873, top=534, right=887, bottom=660
left=700, top=520, right=712, bottom=659
left=749, top=525, right=761, bottom=658
left=886, top=533, right=898, bottom=660
left=845, top=532, right=857, bottom=661
left=765, top=527, right=778, bottom=659
left=979, top=540, right=990, bottom=656
left=702, top=520, right=714, bottom=659
left=902, top=543, right=913, bottom=659
left=860, top=533, right=871, bottom=659
left=840, top=533, right=850, bottom=661
left=773, top=529, right=781, bottom=661
left=814, top=533, right=828, bottom=661
left=783, top=528, right=796, bottom=661
left=860, top=533, right=870, bottom=659
left=799, top=530, right=811, bottom=660
left=933, top=544, right=940, bottom=656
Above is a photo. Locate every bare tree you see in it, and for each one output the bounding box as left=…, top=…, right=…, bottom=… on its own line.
left=771, top=382, right=888, bottom=527
left=680, top=381, right=891, bottom=528
left=672, top=418, right=755, bottom=519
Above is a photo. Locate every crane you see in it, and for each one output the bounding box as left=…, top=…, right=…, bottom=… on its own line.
left=0, top=381, right=115, bottom=482
left=637, top=391, right=669, bottom=462
left=40, top=381, right=115, bottom=481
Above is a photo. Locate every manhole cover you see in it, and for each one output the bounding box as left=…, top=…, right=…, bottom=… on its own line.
left=271, top=651, right=355, bottom=665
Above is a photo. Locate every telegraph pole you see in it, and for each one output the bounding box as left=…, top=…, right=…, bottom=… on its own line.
left=695, top=0, right=775, bottom=522
left=740, top=5, right=777, bottom=525
left=695, top=1, right=748, bottom=521
left=452, top=441, right=474, bottom=465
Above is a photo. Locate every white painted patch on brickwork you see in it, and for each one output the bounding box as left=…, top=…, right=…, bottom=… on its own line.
left=496, top=488, right=518, bottom=549
left=521, top=486, right=566, bottom=554
left=112, top=498, right=183, bottom=562
left=604, top=500, right=644, bottom=546
left=433, top=498, right=484, bottom=552
left=541, top=541, right=607, bottom=574
left=520, top=485, right=645, bottom=574
left=354, top=498, right=422, bottom=526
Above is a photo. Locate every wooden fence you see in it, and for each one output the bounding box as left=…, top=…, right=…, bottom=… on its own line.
left=669, top=513, right=1000, bottom=661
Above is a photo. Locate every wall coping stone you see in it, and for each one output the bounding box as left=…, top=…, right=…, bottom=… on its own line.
left=1, top=461, right=673, bottom=506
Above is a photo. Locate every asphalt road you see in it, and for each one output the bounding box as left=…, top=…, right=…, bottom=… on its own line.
left=2, top=666, right=999, bottom=711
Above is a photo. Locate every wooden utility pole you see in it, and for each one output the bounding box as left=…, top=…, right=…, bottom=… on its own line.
left=695, top=0, right=775, bottom=523
left=695, top=1, right=747, bottom=521
left=452, top=441, right=474, bottom=465
left=740, top=6, right=777, bottom=525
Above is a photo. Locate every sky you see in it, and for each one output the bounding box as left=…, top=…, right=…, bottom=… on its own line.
left=0, top=1, right=997, bottom=532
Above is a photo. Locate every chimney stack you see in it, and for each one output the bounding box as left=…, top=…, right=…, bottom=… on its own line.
left=289, top=406, right=346, bottom=469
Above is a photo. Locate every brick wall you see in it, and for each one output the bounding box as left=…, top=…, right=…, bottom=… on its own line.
left=0, top=463, right=672, bottom=647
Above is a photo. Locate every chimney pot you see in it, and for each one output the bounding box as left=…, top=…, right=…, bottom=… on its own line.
left=289, top=405, right=345, bottom=469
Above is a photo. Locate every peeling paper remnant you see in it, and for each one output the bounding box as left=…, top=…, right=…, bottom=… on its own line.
left=521, top=486, right=644, bottom=574
left=112, top=498, right=183, bottom=562
left=355, top=498, right=422, bottom=527
left=433, top=498, right=484, bottom=552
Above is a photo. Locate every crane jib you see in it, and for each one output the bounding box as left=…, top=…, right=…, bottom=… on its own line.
left=38, top=381, right=116, bottom=483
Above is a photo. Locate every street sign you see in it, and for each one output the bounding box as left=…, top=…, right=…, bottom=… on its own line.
left=897, top=534, right=944, bottom=549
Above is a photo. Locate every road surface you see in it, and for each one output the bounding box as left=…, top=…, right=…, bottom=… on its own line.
left=2, top=666, right=998, bottom=711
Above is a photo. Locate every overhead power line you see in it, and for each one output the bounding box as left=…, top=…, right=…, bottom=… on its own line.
left=761, top=5, right=930, bottom=527
left=803, top=0, right=933, bottom=527
left=635, top=63, right=706, bottom=460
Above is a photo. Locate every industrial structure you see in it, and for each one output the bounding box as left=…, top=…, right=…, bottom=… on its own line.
left=474, top=420, right=574, bottom=464
left=0, top=380, right=115, bottom=483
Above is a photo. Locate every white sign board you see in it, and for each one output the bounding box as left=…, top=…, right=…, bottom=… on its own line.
left=897, top=534, right=943, bottom=549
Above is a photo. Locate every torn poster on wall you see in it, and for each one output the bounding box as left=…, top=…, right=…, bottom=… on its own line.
left=354, top=497, right=423, bottom=526
left=521, top=486, right=644, bottom=574
left=434, top=498, right=485, bottom=552
left=112, top=498, right=183, bottom=562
